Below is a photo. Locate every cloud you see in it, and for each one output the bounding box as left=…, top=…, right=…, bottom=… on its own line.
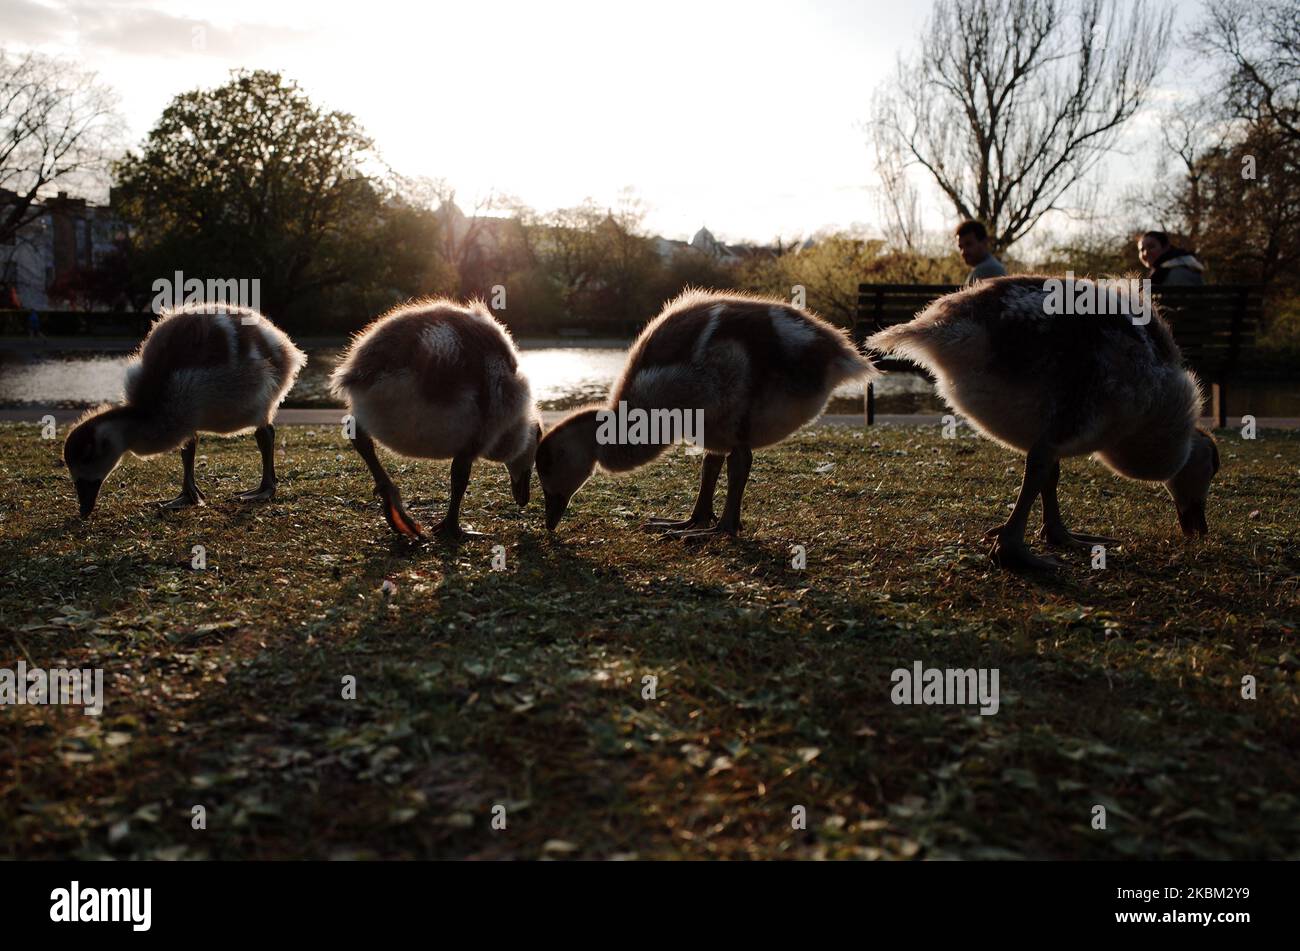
left=4, top=0, right=315, bottom=59
left=0, top=0, right=74, bottom=46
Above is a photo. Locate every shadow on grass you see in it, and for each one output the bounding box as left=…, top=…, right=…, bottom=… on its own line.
left=3, top=425, right=1298, bottom=859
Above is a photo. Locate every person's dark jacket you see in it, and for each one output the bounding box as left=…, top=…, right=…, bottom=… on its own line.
left=1148, top=246, right=1206, bottom=286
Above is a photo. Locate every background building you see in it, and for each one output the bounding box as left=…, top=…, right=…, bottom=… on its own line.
left=0, top=189, right=126, bottom=311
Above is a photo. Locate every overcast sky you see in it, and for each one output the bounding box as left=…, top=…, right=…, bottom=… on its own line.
left=3, top=0, right=1205, bottom=245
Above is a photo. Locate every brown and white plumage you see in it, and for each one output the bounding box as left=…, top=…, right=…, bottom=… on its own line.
left=537, top=289, right=877, bottom=535
left=63, top=304, right=306, bottom=516
left=330, top=298, right=540, bottom=540
left=869, top=276, right=1220, bottom=568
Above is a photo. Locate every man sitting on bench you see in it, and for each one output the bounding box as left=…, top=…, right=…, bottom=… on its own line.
left=956, top=220, right=1007, bottom=285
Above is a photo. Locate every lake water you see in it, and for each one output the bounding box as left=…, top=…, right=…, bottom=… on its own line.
left=0, top=345, right=941, bottom=415
left=2, top=345, right=1295, bottom=417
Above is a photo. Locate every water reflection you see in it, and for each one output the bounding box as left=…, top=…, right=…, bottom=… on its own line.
left=2, top=345, right=1295, bottom=416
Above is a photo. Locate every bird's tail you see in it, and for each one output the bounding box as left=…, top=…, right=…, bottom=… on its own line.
left=832, top=346, right=880, bottom=386
left=865, top=321, right=942, bottom=371
left=820, top=324, right=881, bottom=389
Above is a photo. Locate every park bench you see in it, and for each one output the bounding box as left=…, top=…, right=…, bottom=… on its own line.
left=853, top=282, right=1261, bottom=427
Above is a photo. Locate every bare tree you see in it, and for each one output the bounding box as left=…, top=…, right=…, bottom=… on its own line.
left=1153, top=99, right=1224, bottom=246
left=404, top=178, right=520, bottom=297
left=872, top=131, right=927, bottom=256
left=872, top=0, right=1172, bottom=250
left=1191, top=0, right=1300, bottom=144
left=0, top=49, right=122, bottom=245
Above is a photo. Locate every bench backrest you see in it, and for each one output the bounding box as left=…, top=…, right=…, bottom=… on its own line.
left=854, top=282, right=1260, bottom=379
left=1152, top=286, right=1259, bottom=376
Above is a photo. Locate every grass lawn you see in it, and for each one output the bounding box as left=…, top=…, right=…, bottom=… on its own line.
left=1, top=420, right=1297, bottom=860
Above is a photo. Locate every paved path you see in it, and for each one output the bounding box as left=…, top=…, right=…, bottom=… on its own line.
left=3, top=407, right=1296, bottom=429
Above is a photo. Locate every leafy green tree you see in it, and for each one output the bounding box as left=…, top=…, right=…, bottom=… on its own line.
left=316, top=196, right=457, bottom=332
left=589, top=198, right=659, bottom=323
left=114, top=70, right=380, bottom=320
left=534, top=201, right=610, bottom=319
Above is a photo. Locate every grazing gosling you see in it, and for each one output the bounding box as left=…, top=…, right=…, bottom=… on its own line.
left=63, top=304, right=306, bottom=517
left=868, top=276, right=1220, bottom=570
left=330, top=299, right=541, bottom=540
left=536, top=289, right=877, bottom=536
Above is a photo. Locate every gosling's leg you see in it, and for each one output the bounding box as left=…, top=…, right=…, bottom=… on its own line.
left=430, top=452, right=483, bottom=540
left=160, top=436, right=205, bottom=509
left=672, top=447, right=751, bottom=540
left=351, top=423, right=424, bottom=540
left=1038, top=461, right=1118, bottom=549
left=233, top=424, right=277, bottom=502
left=983, top=442, right=1064, bottom=570
left=645, top=452, right=723, bottom=532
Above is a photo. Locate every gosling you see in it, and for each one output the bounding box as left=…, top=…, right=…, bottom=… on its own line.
left=868, top=276, right=1220, bottom=570
left=63, top=304, right=306, bottom=517
left=536, top=289, right=877, bottom=537
left=330, top=299, right=540, bottom=540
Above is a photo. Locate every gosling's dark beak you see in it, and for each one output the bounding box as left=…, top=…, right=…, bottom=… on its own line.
left=544, top=492, right=569, bottom=532
left=512, top=473, right=531, bottom=508
left=1177, top=501, right=1208, bottom=537
left=75, top=477, right=104, bottom=518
